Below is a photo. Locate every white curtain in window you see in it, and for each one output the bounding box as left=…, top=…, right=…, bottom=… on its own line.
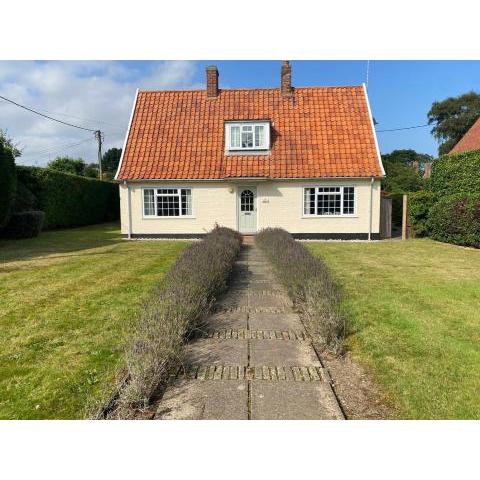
left=230, top=126, right=240, bottom=148
left=143, top=189, right=155, bottom=216
left=255, top=125, right=265, bottom=148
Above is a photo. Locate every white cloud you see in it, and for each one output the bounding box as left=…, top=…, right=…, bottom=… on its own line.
left=0, top=61, right=199, bottom=166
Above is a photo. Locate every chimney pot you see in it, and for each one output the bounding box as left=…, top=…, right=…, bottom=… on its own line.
left=206, top=65, right=219, bottom=97
left=280, top=60, right=293, bottom=97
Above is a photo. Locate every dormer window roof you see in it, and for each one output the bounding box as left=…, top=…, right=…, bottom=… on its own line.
left=225, top=121, right=270, bottom=151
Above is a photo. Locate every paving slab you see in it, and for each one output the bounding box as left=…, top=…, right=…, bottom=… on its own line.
left=250, top=339, right=321, bottom=366
left=248, top=292, right=291, bottom=309
left=250, top=381, right=343, bottom=420
left=249, top=312, right=304, bottom=332
left=184, top=338, right=248, bottom=365
left=201, top=311, right=248, bottom=331
left=215, top=289, right=249, bottom=310
left=156, top=379, right=248, bottom=420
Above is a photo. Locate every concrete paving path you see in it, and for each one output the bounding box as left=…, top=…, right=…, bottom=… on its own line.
left=154, top=244, right=344, bottom=420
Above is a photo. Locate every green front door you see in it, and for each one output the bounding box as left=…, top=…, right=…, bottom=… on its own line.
left=238, top=187, right=257, bottom=234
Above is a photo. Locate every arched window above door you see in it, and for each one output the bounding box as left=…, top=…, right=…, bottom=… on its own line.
left=240, top=189, right=255, bottom=212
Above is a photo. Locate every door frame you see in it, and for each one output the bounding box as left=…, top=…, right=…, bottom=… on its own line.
left=236, top=186, right=258, bottom=234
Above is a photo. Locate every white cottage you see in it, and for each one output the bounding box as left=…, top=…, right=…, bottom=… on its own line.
left=115, top=62, right=385, bottom=239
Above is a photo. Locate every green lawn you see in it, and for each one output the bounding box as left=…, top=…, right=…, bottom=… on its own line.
left=0, top=223, right=189, bottom=419
left=307, top=239, right=480, bottom=419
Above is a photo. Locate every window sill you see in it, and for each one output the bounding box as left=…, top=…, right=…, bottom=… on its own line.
left=302, top=215, right=358, bottom=219
left=225, top=149, right=271, bottom=156
left=142, top=216, right=196, bottom=220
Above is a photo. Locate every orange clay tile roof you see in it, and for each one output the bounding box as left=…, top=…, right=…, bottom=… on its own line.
left=117, top=86, right=384, bottom=180
left=449, top=117, right=480, bottom=154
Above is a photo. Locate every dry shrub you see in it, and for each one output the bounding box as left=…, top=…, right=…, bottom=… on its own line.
left=256, top=228, right=345, bottom=352
left=114, top=226, right=242, bottom=416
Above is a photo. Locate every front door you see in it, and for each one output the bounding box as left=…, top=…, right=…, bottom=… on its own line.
left=238, top=187, right=257, bottom=234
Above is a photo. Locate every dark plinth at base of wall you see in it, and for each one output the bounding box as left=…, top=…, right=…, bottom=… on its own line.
left=292, top=232, right=381, bottom=240
left=123, top=233, right=206, bottom=239
left=123, top=233, right=380, bottom=240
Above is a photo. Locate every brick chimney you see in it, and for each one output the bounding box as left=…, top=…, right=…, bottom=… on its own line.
left=423, top=161, right=432, bottom=179
left=280, top=60, right=293, bottom=97
left=206, top=65, right=219, bottom=97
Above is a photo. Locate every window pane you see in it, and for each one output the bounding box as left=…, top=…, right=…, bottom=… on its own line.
left=144, top=189, right=155, bottom=216
left=230, top=126, right=240, bottom=148
left=304, top=188, right=316, bottom=215
left=241, top=129, right=253, bottom=148
left=343, top=187, right=355, bottom=214
left=158, top=188, right=178, bottom=195
left=157, top=193, right=180, bottom=216
left=255, top=125, right=265, bottom=148
left=240, top=189, right=254, bottom=212
left=317, top=189, right=341, bottom=215
left=181, top=189, right=192, bottom=216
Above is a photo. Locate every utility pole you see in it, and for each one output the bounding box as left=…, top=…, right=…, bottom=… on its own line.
left=95, top=130, right=103, bottom=179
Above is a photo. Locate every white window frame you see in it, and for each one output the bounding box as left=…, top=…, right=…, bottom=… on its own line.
left=225, top=121, right=270, bottom=151
left=142, top=187, right=194, bottom=219
left=302, top=185, right=357, bottom=218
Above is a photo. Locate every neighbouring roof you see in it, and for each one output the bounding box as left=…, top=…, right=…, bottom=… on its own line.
left=449, top=117, right=480, bottom=155
left=116, top=86, right=384, bottom=180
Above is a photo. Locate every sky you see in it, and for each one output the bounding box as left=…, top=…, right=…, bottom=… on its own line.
left=1, top=60, right=480, bottom=166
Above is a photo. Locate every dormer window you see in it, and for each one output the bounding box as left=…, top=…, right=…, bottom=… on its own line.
left=225, top=121, right=270, bottom=151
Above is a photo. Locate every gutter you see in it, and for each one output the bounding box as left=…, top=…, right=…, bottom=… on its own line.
left=125, top=180, right=132, bottom=240
left=368, top=176, right=374, bottom=241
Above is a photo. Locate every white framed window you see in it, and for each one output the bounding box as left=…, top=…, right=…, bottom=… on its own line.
left=303, top=186, right=356, bottom=216
left=226, top=121, right=270, bottom=151
left=143, top=188, right=192, bottom=217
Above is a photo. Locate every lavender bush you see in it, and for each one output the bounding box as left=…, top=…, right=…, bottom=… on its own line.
left=115, top=226, right=242, bottom=416
left=256, top=228, right=345, bottom=352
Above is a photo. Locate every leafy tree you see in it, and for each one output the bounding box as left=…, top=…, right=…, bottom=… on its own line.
left=428, top=91, right=480, bottom=155
left=0, top=129, right=22, bottom=158
left=84, top=163, right=99, bottom=179
left=102, top=148, right=122, bottom=176
left=382, top=161, right=424, bottom=194
left=381, top=149, right=428, bottom=194
left=47, top=156, right=87, bottom=176
left=0, top=136, right=17, bottom=227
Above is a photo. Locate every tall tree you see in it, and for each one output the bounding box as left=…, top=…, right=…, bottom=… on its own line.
left=381, top=149, right=428, bottom=194
left=428, top=91, right=480, bottom=155
left=47, top=156, right=87, bottom=176
left=102, top=148, right=122, bottom=176
left=84, top=163, right=99, bottom=178
left=0, top=129, right=22, bottom=158
left=0, top=133, right=18, bottom=227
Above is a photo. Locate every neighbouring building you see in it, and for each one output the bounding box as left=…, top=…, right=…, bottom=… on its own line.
left=115, top=61, right=385, bottom=239
left=449, top=117, right=480, bottom=154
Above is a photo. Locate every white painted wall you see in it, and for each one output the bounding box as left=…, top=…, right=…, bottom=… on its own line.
left=119, top=178, right=381, bottom=236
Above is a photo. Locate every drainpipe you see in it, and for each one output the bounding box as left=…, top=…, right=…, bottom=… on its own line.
left=368, top=177, right=374, bottom=241
left=125, top=180, right=132, bottom=240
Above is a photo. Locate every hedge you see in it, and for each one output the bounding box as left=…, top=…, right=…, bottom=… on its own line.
left=256, top=228, right=345, bottom=352
left=110, top=226, right=242, bottom=418
left=429, top=149, right=480, bottom=196
left=0, top=141, right=17, bottom=227
left=0, top=211, right=45, bottom=239
left=16, top=166, right=119, bottom=229
left=428, top=193, right=480, bottom=248
left=408, top=191, right=438, bottom=237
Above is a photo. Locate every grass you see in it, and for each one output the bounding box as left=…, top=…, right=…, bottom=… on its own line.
left=0, top=223, right=189, bottom=419
left=307, top=239, right=480, bottom=419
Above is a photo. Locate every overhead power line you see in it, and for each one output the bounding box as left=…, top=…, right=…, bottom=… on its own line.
left=33, top=137, right=94, bottom=157
left=0, top=94, right=97, bottom=132
left=376, top=123, right=433, bottom=133
left=31, top=107, right=124, bottom=131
